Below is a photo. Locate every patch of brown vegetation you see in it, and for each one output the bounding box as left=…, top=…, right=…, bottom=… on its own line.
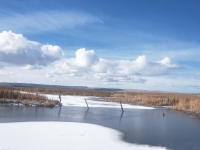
left=104, top=92, right=200, bottom=115
left=0, top=88, right=61, bottom=107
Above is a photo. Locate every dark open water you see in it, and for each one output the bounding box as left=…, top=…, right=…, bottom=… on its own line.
left=0, top=103, right=200, bottom=150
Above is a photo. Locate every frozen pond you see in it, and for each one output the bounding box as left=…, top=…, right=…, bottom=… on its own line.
left=0, top=94, right=200, bottom=150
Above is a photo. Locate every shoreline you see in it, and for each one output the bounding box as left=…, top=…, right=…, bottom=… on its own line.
left=1, top=95, right=200, bottom=117
left=1, top=86, right=200, bottom=116
left=103, top=97, right=200, bottom=117
left=0, top=98, right=61, bottom=107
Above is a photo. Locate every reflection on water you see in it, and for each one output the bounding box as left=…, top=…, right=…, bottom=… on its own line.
left=119, top=111, right=124, bottom=124
left=0, top=104, right=200, bottom=150
left=84, top=108, right=89, bottom=119
left=58, top=106, right=61, bottom=117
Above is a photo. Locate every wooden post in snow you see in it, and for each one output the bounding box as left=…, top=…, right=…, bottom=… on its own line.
left=36, top=93, right=38, bottom=100
left=85, top=99, right=89, bottom=109
left=59, top=95, right=61, bottom=102
left=120, top=101, right=124, bottom=112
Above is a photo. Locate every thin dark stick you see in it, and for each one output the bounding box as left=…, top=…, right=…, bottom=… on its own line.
left=85, top=99, right=89, bottom=109
left=120, top=101, right=124, bottom=112
left=36, top=93, right=38, bottom=100
left=59, top=95, right=61, bottom=102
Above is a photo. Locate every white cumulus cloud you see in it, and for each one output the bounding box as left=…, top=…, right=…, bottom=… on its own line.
left=48, top=48, right=98, bottom=77
left=117, top=55, right=147, bottom=75
left=0, top=31, right=64, bottom=68
left=73, top=48, right=98, bottom=68
left=0, top=30, right=39, bottom=54
left=48, top=50, right=180, bottom=83
left=160, top=57, right=171, bottom=65
left=41, top=45, right=64, bottom=58
left=92, top=58, right=115, bottom=73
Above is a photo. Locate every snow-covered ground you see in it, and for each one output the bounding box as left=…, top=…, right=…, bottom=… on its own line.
left=0, top=122, right=167, bottom=150
left=46, top=94, right=155, bottom=109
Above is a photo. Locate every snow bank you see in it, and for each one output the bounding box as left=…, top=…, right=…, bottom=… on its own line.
left=0, top=122, right=167, bottom=150
left=46, top=94, right=155, bottom=109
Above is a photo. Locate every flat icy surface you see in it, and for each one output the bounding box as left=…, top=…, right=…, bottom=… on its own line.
left=0, top=122, right=167, bottom=150
left=46, top=94, right=155, bottom=109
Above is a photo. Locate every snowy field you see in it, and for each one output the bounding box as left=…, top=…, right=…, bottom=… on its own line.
left=45, top=94, right=155, bottom=109
left=0, top=122, right=167, bottom=150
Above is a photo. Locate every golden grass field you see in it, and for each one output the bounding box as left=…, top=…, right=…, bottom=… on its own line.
left=0, top=86, right=200, bottom=115
left=104, top=91, right=200, bottom=115
left=0, top=87, right=61, bottom=107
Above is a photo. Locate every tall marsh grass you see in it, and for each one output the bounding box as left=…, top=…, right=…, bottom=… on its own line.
left=105, top=92, right=200, bottom=115
left=0, top=90, right=47, bottom=100
left=0, top=87, right=60, bottom=107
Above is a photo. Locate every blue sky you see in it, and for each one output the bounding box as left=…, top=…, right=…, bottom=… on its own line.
left=0, top=0, right=200, bottom=92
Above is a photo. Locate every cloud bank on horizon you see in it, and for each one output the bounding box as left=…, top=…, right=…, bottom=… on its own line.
left=0, top=0, right=200, bottom=92
left=0, top=31, right=182, bottom=86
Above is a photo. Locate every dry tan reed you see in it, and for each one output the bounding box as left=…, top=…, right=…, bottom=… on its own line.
left=0, top=87, right=61, bottom=107
left=104, top=92, right=200, bottom=115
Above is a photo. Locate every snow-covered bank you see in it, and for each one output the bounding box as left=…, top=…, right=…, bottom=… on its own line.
left=46, top=94, right=155, bottom=109
left=0, top=122, right=167, bottom=150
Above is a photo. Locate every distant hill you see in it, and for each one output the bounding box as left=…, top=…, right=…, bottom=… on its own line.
left=0, top=82, right=122, bottom=91
left=0, top=82, right=88, bottom=89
